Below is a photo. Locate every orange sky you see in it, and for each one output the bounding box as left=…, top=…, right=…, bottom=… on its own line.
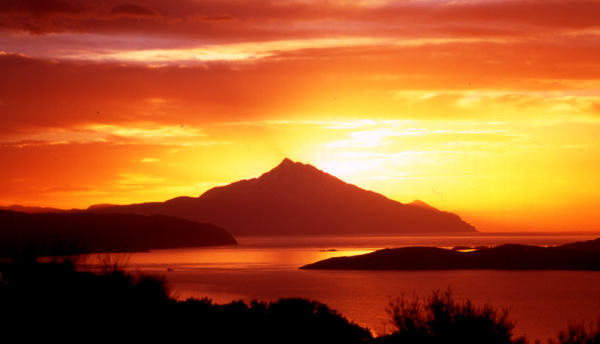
left=1, top=0, right=599, bottom=232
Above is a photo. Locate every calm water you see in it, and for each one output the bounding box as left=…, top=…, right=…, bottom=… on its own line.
left=90, top=233, right=600, bottom=342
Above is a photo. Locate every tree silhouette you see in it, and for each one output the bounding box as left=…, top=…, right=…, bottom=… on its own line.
left=379, top=289, right=528, bottom=344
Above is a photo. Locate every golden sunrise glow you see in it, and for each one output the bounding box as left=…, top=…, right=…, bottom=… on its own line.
left=61, top=37, right=396, bottom=64
left=1, top=0, right=599, bottom=232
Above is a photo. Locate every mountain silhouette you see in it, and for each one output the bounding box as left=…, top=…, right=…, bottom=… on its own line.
left=0, top=210, right=237, bottom=258
left=89, top=158, right=476, bottom=235
left=0, top=205, right=72, bottom=213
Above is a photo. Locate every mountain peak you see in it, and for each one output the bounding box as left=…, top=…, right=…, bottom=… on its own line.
left=272, top=158, right=312, bottom=172
left=262, top=158, right=324, bottom=181
left=279, top=158, right=295, bottom=166
left=409, top=199, right=438, bottom=211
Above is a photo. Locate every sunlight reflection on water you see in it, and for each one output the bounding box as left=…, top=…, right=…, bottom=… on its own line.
left=78, top=233, right=600, bottom=342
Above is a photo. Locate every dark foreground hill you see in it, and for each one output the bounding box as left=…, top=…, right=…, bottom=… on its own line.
left=300, top=238, right=600, bottom=270
left=0, top=261, right=371, bottom=343
left=0, top=210, right=236, bottom=258
left=89, top=158, right=476, bottom=235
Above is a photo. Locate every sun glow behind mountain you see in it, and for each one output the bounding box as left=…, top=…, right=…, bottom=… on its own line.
left=1, top=0, right=599, bottom=232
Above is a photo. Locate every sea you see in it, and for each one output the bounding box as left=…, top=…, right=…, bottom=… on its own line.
left=83, top=233, right=600, bottom=342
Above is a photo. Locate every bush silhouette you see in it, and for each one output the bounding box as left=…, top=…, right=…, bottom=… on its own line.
left=378, top=289, right=528, bottom=344
left=0, top=261, right=372, bottom=343
left=552, top=321, right=600, bottom=344
left=170, top=296, right=372, bottom=343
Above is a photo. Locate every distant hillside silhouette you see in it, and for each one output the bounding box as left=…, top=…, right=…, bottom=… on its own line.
left=0, top=205, right=72, bottom=213
left=300, top=238, right=600, bottom=270
left=89, top=158, right=476, bottom=235
left=556, top=238, right=600, bottom=252
left=0, top=210, right=236, bottom=259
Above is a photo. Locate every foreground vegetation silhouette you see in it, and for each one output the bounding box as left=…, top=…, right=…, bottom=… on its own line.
left=380, top=289, right=527, bottom=344
left=0, top=260, right=369, bottom=342
left=1, top=261, right=598, bottom=343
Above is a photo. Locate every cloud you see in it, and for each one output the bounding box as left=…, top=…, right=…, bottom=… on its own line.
left=0, top=0, right=92, bottom=34
left=2, top=45, right=600, bottom=145
left=92, top=124, right=208, bottom=145
left=0, top=140, right=50, bottom=149
left=2, top=0, right=598, bottom=41
left=187, top=14, right=236, bottom=23
left=1, top=0, right=90, bottom=18
left=109, top=3, right=158, bottom=18
left=116, top=173, right=166, bottom=188
left=0, top=0, right=160, bottom=34
left=590, top=100, right=600, bottom=116
left=44, top=185, right=95, bottom=193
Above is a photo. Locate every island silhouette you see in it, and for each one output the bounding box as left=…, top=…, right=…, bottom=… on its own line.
left=300, top=238, right=600, bottom=271
left=88, top=158, right=476, bottom=235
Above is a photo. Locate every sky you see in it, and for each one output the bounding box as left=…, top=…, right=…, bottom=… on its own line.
left=1, top=0, right=599, bottom=232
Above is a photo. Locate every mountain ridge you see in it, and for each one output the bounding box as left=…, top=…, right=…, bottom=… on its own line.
left=0, top=209, right=237, bottom=258
left=88, top=158, right=476, bottom=236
